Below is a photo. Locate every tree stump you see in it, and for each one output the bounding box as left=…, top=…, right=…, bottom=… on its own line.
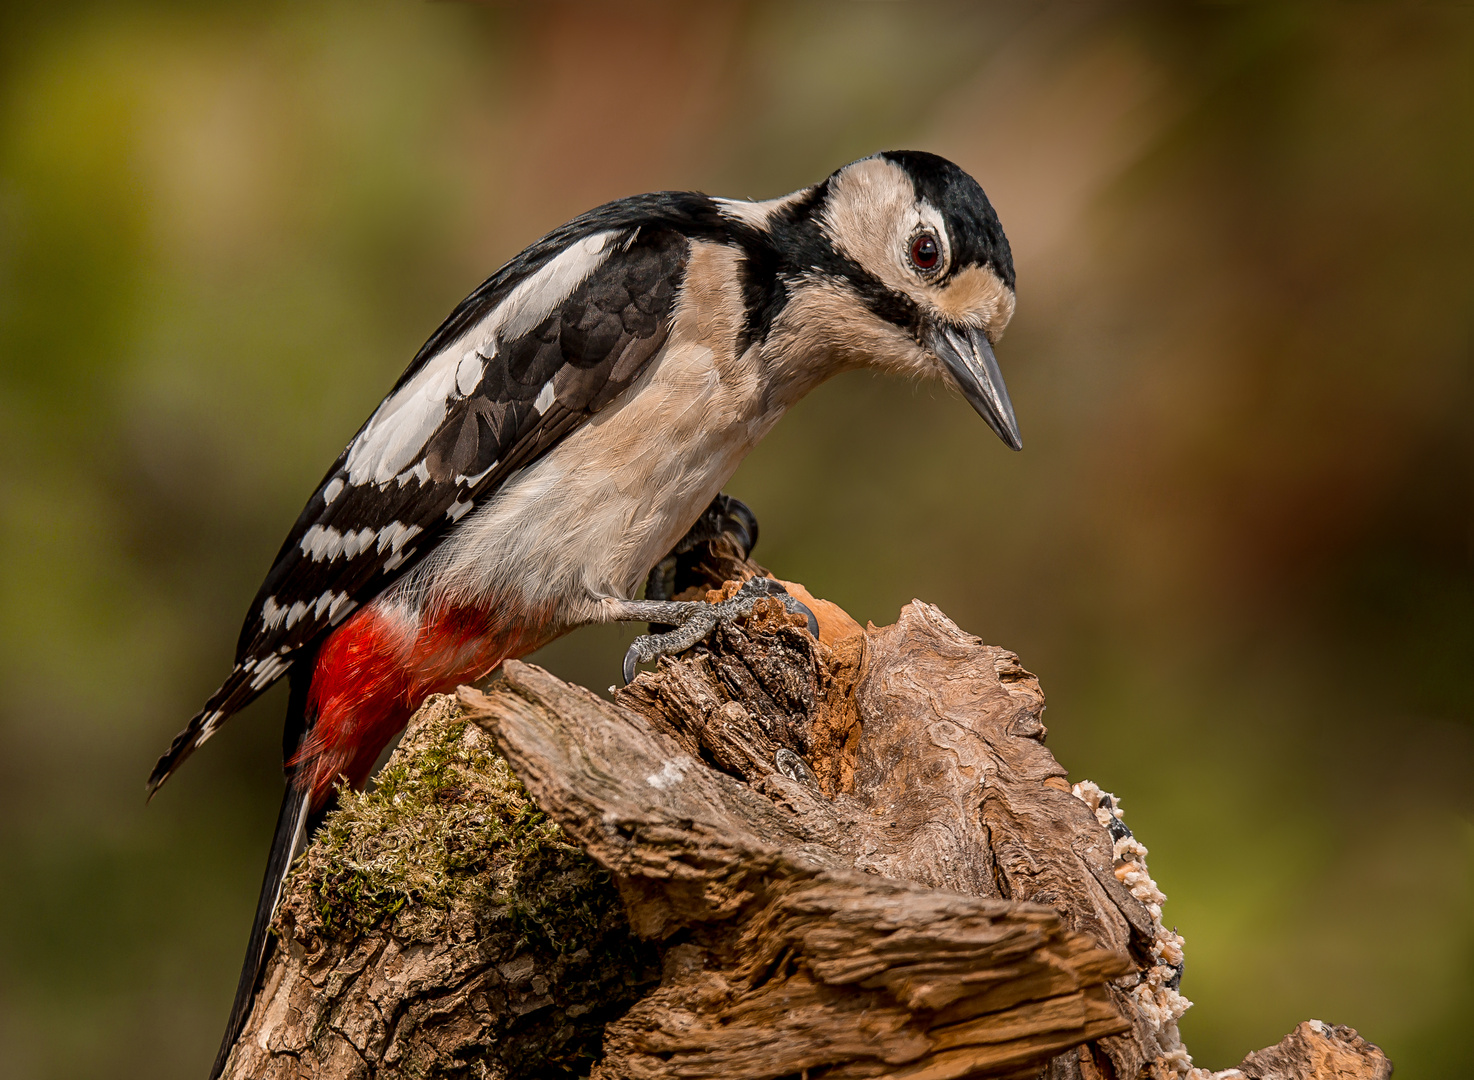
left=219, top=541, right=1391, bottom=1080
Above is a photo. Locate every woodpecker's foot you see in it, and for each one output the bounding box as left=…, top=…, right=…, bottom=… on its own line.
left=616, top=576, right=818, bottom=684
left=645, top=493, right=761, bottom=605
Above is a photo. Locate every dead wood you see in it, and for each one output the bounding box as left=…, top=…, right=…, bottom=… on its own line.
left=219, top=537, right=1392, bottom=1080
left=1228, top=1022, right=1391, bottom=1080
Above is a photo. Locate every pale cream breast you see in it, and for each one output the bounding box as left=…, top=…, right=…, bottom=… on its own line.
left=402, top=240, right=782, bottom=626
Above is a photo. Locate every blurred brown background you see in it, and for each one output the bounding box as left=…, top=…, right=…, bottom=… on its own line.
left=0, top=2, right=1469, bottom=1077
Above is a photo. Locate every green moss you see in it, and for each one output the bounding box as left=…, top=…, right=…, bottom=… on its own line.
left=274, top=693, right=659, bottom=1077
left=286, top=695, right=605, bottom=947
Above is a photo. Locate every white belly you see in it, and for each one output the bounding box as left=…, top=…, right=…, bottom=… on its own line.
left=396, top=335, right=783, bottom=628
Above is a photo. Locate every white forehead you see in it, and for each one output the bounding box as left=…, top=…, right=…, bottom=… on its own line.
left=819, top=156, right=948, bottom=296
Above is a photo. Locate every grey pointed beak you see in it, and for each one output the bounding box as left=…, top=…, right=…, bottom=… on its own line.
left=925, top=321, right=1023, bottom=451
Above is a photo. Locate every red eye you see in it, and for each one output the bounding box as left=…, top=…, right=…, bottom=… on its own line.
left=910, top=233, right=940, bottom=270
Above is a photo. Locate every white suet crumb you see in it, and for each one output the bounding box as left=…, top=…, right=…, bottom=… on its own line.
left=1072, top=779, right=1221, bottom=1079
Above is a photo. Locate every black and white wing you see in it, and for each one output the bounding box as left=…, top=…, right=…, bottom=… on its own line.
left=149, top=218, right=692, bottom=793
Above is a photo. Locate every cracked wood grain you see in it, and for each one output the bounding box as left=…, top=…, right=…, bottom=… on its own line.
left=461, top=659, right=1131, bottom=1080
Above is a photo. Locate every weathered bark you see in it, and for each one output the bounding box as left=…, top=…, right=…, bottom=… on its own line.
left=220, top=540, right=1392, bottom=1080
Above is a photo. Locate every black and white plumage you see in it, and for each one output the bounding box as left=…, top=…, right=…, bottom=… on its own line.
left=159, top=151, right=1021, bottom=1078
left=150, top=215, right=694, bottom=788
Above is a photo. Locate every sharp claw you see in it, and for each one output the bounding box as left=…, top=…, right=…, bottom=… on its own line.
left=622, top=644, right=640, bottom=685
left=778, top=595, right=819, bottom=639
left=796, top=601, right=819, bottom=640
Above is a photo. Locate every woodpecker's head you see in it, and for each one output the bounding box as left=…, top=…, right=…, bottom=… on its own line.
left=737, top=151, right=1021, bottom=449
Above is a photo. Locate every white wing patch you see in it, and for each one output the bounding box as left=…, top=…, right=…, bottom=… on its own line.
left=342, top=231, right=616, bottom=489
left=494, top=231, right=615, bottom=344
left=395, top=461, right=431, bottom=487
left=455, top=351, right=483, bottom=396
left=376, top=521, right=422, bottom=555
left=457, top=461, right=496, bottom=487
left=284, top=600, right=311, bottom=630
left=382, top=547, right=415, bottom=573
left=248, top=653, right=293, bottom=690
left=323, top=477, right=345, bottom=505
left=295, top=522, right=421, bottom=576
left=262, top=588, right=356, bottom=635
left=261, top=596, right=287, bottom=631
left=196, top=708, right=226, bottom=744
left=329, top=595, right=357, bottom=625
left=342, top=347, right=462, bottom=486
left=300, top=525, right=377, bottom=563
left=533, top=379, right=556, bottom=415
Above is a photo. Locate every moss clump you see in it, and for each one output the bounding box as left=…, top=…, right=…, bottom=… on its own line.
left=274, top=693, right=659, bottom=1079
left=290, top=695, right=566, bottom=939
left=287, top=694, right=613, bottom=950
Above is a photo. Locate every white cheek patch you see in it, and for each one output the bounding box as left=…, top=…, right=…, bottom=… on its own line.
left=821, top=160, right=982, bottom=319
left=819, top=158, right=916, bottom=293
left=924, top=264, right=1016, bottom=335
left=343, top=231, right=616, bottom=488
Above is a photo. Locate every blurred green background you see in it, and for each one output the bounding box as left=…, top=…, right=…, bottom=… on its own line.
left=0, top=1, right=1469, bottom=1076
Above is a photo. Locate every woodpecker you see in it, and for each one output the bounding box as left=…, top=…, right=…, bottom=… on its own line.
left=154, top=150, right=1020, bottom=1077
